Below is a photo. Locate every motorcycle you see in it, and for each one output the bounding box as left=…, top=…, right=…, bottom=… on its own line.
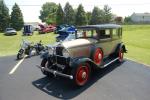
left=17, top=40, right=45, bottom=60
left=33, top=40, right=45, bottom=55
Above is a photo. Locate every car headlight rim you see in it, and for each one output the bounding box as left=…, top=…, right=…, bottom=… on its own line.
left=62, top=48, right=70, bottom=57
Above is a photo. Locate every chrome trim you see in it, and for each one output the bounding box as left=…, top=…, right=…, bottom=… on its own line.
left=103, top=57, right=119, bottom=67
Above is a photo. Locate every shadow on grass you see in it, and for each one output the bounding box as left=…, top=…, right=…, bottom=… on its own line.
left=32, top=60, right=125, bottom=99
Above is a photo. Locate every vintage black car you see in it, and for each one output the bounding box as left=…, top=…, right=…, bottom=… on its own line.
left=38, top=24, right=127, bottom=86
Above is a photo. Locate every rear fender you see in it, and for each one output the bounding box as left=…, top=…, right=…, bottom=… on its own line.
left=116, top=43, right=127, bottom=53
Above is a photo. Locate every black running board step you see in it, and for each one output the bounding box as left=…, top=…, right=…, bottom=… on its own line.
left=101, top=57, right=119, bottom=68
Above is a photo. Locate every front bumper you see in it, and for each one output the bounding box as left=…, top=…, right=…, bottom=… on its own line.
left=37, top=65, right=73, bottom=79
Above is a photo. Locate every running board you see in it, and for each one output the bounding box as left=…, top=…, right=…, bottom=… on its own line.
left=102, top=57, right=119, bottom=68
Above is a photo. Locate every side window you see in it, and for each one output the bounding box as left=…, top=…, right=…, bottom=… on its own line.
left=112, top=29, right=119, bottom=39
left=100, top=29, right=111, bottom=39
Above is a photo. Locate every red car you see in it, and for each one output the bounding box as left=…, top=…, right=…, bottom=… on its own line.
left=39, top=24, right=56, bottom=34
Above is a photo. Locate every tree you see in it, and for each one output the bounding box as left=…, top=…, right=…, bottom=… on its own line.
left=86, top=11, right=92, bottom=25
left=103, top=5, right=112, bottom=23
left=39, top=2, right=58, bottom=24
left=0, top=0, right=10, bottom=32
left=56, top=4, right=64, bottom=25
left=64, top=2, right=75, bottom=25
left=10, top=3, right=24, bottom=31
left=124, top=16, right=132, bottom=24
left=75, top=4, right=87, bottom=26
left=90, top=7, right=103, bottom=24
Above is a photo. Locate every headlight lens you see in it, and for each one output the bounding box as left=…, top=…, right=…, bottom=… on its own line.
left=62, top=48, right=70, bottom=57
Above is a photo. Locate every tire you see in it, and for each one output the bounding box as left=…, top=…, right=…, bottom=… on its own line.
left=92, top=48, right=103, bottom=66
left=41, top=58, right=53, bottom=77
left=71, top=62, right=91, bottom=86
left=17, top=51, right=24, bottom=60
left=118, top=47, right=124, bottom=63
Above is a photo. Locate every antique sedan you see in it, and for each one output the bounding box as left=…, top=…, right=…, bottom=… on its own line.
left=37, top=24, right=127, bottom=86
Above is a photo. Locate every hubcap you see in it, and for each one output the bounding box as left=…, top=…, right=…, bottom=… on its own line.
left=82, top=72, right=87, bottom=79
left=98, top=53, right=102, bottom=60
left=94, top=49, right=103, bottom=65
left=119, top=50, right=123, bottom=61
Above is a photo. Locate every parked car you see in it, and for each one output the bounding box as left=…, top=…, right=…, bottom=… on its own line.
left=39, top=24, right=56, bottom=34
left=54, top=24, right=69, bottom=34
left=56, top=25, right=77, bottom=42
left=4, top=28, right=17, bottom=36
left=23, top=25, right=34, bottom=36
left=37, top=24, right=127, bottom=86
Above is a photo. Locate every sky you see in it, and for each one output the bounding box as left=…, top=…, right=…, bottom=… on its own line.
left=4, top=0, right=150, bottom=22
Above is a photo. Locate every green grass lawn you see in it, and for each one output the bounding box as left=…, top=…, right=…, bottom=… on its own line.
left=0, top=25, right=150, bottom=65
left=123, top=25, right=150, bottom=65
left=0, top=31, right=56, bottom=56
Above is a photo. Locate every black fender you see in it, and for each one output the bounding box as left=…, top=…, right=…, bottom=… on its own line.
left=18, top=49, right=25, bottom=54
left=70, top=57, right=98, bottom=70
left=115, top=42, right=127, bottom=53
left=90, top=45, right=104, bottom=59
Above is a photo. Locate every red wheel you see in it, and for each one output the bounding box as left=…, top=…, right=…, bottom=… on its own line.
left=72, top=63, right=91, bottom=86
left=93, top=48, right=103, bottom=65
left=118, top=49, right=124, bottom=62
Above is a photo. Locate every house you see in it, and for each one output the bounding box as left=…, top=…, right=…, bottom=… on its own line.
left=131, top=13, right=150, bottom=23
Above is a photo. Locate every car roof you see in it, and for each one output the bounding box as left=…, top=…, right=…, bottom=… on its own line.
left=78, top=24, right=122, bottom=30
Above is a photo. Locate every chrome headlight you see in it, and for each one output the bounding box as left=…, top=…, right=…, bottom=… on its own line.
left=62, top=48, right=70, bottom=57
left=48, top=47, right=54, bottom=55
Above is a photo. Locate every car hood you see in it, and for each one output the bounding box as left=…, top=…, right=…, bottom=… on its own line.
left=62, top=38, right=97, bottom=48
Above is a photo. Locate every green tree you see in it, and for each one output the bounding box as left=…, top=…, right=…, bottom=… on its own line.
left=86, top=11, right=92, bottom=25
left=64, top=2, right=75, bottom=25
left=75, top=4, right=87, bottom=26
left=10, top=3, right=24, bottom=31
left=56, top=4, right=64, bottom=25
left=103, top=5, right=112, bottom=23
left=90, top=7, right=103, bottom=24
left=39, top=2, right=58, bottom=24
left=124, top=16, right=132, bottom=24
left=0, top=0, right=10, bottom=32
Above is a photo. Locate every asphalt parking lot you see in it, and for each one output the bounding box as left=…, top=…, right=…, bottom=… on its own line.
left=0, top=55, right=150, bottom=100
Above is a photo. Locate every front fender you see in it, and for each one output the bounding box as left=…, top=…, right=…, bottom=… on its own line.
left=18, top=49, right=25, bottom=54
left=70, top=57, right=97, bottom=69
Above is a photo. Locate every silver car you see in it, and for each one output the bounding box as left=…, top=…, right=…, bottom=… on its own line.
left=4, top=28, right=17, bottom=36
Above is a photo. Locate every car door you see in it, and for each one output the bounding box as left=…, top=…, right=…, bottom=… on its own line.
left=96, top=29, right=114, bottom=57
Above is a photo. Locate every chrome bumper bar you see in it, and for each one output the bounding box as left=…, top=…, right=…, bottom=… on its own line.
left=36, top=65, right=73, bottom=80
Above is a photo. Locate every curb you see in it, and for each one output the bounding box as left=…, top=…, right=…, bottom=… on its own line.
left=125, top=57, right=150, bottom=67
